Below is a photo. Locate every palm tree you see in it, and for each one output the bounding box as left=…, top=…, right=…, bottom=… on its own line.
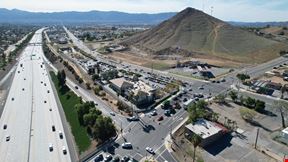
left=274, top=101, right=288, bottom=128
left=224, top=116, right=227, bottom=126
left=191, top=134, right=202, bottom=162
left=280, top=85, right=287, bottom=99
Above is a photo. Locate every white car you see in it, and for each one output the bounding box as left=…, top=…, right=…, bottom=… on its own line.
left=49, top=143, right=53, bottom=152
left=59, top=131, right=63, bottom=139
left=121, top=142, right=132, bottom=149
left=110, top=112, right=115, bottom=116
left=62, top=146, right=67, bottom=155
left=150, top=110, right=157, bottom=116
left=5, top=135, right=10, bottom=142
left=145, top=147, right=155, bottom=154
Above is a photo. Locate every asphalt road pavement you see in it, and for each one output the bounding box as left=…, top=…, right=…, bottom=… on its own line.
left=0, top=29, right=72, bottom=162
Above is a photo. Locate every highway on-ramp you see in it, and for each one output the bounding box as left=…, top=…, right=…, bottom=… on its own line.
left=0, top=29, right=72, bottom=162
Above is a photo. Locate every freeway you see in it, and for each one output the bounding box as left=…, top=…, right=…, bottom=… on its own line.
left=0, top=29, right=71, bottom=162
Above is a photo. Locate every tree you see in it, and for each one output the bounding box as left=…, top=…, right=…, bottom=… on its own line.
left=190, top=134, right=202, bottom=162
left=75, top=101, right=95, bottom=125
left=83, top=113, right=97, bottom=126
left=229, top=91, right=238, bottom=102
left=86, top=82, right=91, bottom=90
left=236, top=73, right=250, bottom=82
left=93, top=86, right=101, bottom=95
left=274, top=101, right=288, bottom=128
left=239, top=108, right=256, bottom=122
left=239, top=95, right=245, bottom=105
left=245, top=97, right=256, bottom=108
left=280, top=85, right=287, bottom=99
left=92, top=74, right=100, bottom=81
left=57, top=70, right=66, bottom=87
left=188, top=100, right=207, bottom=123
left=163, top=100, right=171, bottom=109
left=255, top=100, right=265, bottom=112
left=93, top=116, right=116, bottom=142
left=214, top=94, right=226, bottom=104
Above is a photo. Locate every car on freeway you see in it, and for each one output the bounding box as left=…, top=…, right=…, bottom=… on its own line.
left=75, top=86, right=78, bottom=89
left=62, top=146, right=67, bottom=155
left=49, top=108, right=52, bottom=111
left=121, top=142, right=132, bottom=149
left=157, top=116, right=164, bottom=121
left=59, top=131, right=63, bottom=139
left=47, top=90, right=50, bottom=93
left=52, top=125, right=56, bottom=132
left=110, top=112, right=115, bottom=116
left=3, top=124, right=7, bottom=130
left=104, top=154, right=113, bottom=162
left=49, top=143, right=53, bottom=152
left=150, top=110, right=157, bottom=116
left=94, top=154, right=103, bottom=162
left=145, top=147, right=155, bottom=154
left=5, top=135, right=10, bottom=142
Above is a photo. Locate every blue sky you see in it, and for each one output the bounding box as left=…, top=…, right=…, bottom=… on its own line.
left=1, top=0, right=287, bottom=22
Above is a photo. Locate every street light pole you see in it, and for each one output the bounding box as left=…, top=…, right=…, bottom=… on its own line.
left=254, top=128, right=260, bottom=149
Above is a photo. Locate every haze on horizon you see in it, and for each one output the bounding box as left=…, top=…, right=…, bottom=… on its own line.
left=0, top=0, right=288, bottom=22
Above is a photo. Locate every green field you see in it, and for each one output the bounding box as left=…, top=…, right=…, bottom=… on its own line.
left=50, top=71, right=91, bottom=153
left=143, top=62, right=171, bottom=71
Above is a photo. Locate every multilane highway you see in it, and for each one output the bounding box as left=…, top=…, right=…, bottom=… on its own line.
left=0, top=29, right=71, bottom=162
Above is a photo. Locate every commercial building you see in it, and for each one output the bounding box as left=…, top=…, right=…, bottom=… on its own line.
left=109, top=77, right=156, bottom=105
left=109, top=77, right=134, bottom=95
left=185, top=118, right=226, bottom=147
left=131, top=80, right=156, bottom=106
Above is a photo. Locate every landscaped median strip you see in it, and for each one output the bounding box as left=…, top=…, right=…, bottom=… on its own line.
left=50, top=71, right=91, bottom=153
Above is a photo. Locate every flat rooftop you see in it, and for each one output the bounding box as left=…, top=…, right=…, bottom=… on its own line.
left=282, top=127, right=288, bottom=134
left=185, top=118, right=222, bottom=139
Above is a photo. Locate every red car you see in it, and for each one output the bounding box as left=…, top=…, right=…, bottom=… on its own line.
left=157, top=116, right=164, bottom=121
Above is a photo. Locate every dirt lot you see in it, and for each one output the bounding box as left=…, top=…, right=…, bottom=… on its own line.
left=109, top=50, right=247, bottom=70
left=171, top=126, right=204, bottom=162
left=259, top=75, right=288, bottom=85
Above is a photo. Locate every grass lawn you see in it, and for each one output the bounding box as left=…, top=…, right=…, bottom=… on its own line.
left=50, top=71, right=91, bottom=153
left=143, top=62, right=171, bottom=71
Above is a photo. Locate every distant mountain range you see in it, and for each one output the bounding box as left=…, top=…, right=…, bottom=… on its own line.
left=229, top=21, right=288, bottom=27
left=0, top=8, right=176, bottom=24
left=0, top=8, right=287, bottom=26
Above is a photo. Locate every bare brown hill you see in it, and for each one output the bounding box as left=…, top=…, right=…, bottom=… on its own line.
left=123, top=7, right=288, bottom=64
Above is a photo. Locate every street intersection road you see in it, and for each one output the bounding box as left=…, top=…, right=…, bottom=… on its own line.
left=0, top=29, right=71, bottom=162
left=63, top=26, right=288, bottom=162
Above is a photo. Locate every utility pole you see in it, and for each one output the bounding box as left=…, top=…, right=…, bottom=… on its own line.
left=120, top=121, right=123, bottom=137
left=254, top=128, right=260, bottom=149
left=210, top=6, right=214, bottom=16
